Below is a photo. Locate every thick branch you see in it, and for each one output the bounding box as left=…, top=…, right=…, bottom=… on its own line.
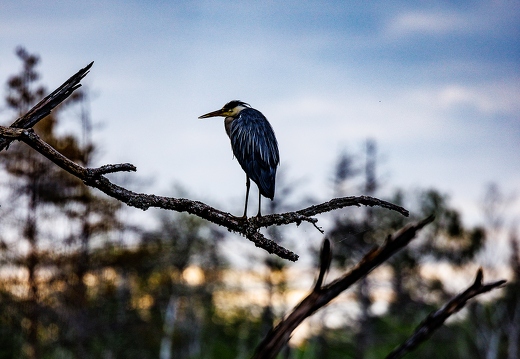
left=386, top=269, right=507, bottom=359
left=0, top=61, right=93, bottom=151
left=253, top=215, right=435, bottom=358
left=1, top=126, right=300, bottom=259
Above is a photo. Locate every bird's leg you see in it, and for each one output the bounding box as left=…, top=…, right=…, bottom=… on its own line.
left=242, top=176, right=250, bottom=218
left=256, top=190, right=262, bottom=217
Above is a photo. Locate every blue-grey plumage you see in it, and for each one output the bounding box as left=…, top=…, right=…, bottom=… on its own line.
left=198, top=100, right=280, bottom=217
left=229, top=107, right=279, bottom=199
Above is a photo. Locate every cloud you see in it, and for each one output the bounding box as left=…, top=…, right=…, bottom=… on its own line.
left=406, top=79, right=520, bottom=115
left=385, top=1, right=520, bottom=40
left=387, top=11, right=467, bottom=36
left=435, top=83, right=520, bottom=114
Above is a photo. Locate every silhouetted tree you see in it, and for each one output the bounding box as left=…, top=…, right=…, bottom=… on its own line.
left=0, top=48, right=121, bottom=359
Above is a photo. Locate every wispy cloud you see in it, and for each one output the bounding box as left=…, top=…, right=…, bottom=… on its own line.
left=387, top=11, right=468, bottom=36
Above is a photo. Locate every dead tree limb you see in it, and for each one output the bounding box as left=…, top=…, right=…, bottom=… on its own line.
left=253, top=215, right=435, bottom=358
left=386, top=268, right=507, bottom=359
left=0, top=63, right=409, bottom=262
left=253, top=217, right=507, bottom=358
left=1, top=125, right=408, bottom=261
left=0, top=61, right=93, bottom=151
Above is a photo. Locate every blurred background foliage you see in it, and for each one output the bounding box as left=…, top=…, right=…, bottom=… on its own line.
left=0, top=48, right=518, bottom=359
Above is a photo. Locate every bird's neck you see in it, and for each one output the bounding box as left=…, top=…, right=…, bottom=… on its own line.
left=224, top=116, right=234, bottom=138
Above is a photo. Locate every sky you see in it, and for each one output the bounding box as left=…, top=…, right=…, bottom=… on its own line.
left=0, top=0, right=519, bottom=227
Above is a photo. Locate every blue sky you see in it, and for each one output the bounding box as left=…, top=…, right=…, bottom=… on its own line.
left=1, top=1, right=519, bottom=225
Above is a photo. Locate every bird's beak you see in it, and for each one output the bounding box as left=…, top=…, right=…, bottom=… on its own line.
left=198, top=109, right=225, bottom=119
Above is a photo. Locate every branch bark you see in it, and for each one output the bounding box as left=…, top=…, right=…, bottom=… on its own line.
left=386, top=268, right=507, bottom=359
left=0, top=61, right=93, bottom=151
left=0, top=63, right=409, bottom=262
left=253, top=215, right=435, bottom=358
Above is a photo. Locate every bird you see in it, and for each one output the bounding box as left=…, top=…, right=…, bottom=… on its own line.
left=198, top=100, right=279, bottom=218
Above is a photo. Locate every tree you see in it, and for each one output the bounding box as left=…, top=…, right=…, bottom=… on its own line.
left=462, top=184, right=520, bottom=359
left=0, top=47, right=84, bottom=359
left=0, top=48, right=122, bottom=359
left=141, top=205, right=226, bottom=359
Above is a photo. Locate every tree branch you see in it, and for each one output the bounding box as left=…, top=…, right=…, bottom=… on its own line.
left=0, top=125, right=409, bottom=261
left=0, top=61, right=93, bottom=151
left=0, top=63, right=410, bottom=262
left=386, top=268, right=507, bottom=359
left=254, top=196, right=409, bottom=229
left=253, top=215, right=435, bottom=358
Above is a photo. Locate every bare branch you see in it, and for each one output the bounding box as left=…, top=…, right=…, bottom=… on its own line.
left=0, top=61, right=93, bottom=151
left=2, top=126, right=411, bottom=261
left=0, top=64, right=409, bottom=262
left=87, top=163, right=137, bottom=176
left=386, top=268, right=507, bottom=359
left=254, top=196, right=409, bottom=229
left=253, top=215, right=435, bottom=358
left=0, top=127, right=24, bottom=138
left=314, top=238, right=332, bottom=291
left=299, top=196, right=409, bottom=217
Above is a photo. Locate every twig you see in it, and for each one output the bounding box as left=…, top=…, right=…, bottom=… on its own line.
left=87, top=163, right=137, bottom=176
left=314, top=238, right=332, bottom=290
left=386, top=269, right=507, bottom=359
left=253, top=215, right=435, bottom=358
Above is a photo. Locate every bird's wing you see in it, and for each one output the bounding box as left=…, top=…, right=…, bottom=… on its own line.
left=229, top=108, right=279, bottom=199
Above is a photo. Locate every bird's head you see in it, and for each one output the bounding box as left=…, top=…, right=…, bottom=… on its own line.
left=198, top=100, right=250, bottom=119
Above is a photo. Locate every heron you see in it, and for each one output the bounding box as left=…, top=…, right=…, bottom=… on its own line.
left=198, top=100, right=279, bottom=218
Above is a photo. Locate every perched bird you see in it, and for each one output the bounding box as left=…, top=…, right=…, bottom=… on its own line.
left=198, top=100, right=279, bottom=217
